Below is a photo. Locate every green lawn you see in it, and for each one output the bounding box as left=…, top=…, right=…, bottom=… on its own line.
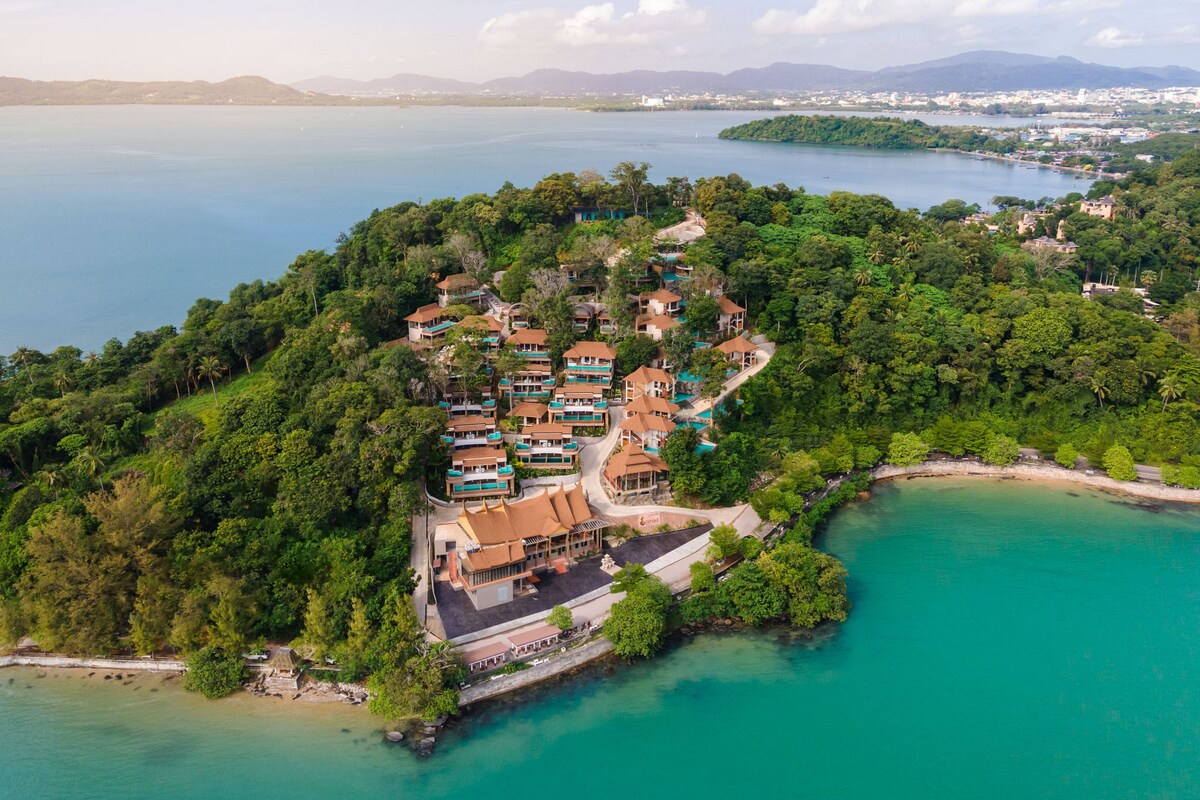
left=150, top=353, right=274, bottom=432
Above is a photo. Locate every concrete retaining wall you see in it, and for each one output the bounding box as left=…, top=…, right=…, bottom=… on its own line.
left=608, top=510, right=709, bottom=533
left=458, top=637, right=614, bottom=706
left=0, top=654, right=187, bottom=672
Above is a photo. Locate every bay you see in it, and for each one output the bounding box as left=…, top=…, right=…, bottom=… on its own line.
left=2, top=479, right=1196, bottom=799
left=0, top=106, right=1089, bottom=351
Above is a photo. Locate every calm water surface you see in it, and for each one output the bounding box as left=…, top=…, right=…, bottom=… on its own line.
left=0, top=106, right=1091, bottom=350
left=2, top=480, right=1196, bottom=799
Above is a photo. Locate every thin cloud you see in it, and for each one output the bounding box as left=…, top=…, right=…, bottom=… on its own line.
left=754, top=0, right=1118, bottom=36
left=480, top=1, right=707, bottom=49
left=1086, top=26, right=1143, bottom=48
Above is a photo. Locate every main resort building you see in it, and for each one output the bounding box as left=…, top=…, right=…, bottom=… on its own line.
left=434, top=485, right=612, bottom=610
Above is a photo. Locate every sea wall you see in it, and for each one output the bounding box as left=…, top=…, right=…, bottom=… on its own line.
left=458, top=637, right=614, bottom=707
left=874, top=460, right=1200, bottom=503
left=0, top=654, right=187, bottom=673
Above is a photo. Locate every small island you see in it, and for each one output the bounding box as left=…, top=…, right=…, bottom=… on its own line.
left=718, top=114, right=1018, bottom=152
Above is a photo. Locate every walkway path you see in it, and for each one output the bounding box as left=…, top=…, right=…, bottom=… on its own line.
left=654, top=209, right=706, bottom=245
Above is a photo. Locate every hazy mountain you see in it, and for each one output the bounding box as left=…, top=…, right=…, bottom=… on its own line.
left=0, top=75, right=349, bottom=106
left=296, top=51, right=1200, bottom=97
left=291, top=73, right=476, bottom=94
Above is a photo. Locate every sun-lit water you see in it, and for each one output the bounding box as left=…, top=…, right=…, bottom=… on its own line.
left=2, top=479, right=1196, bottom=799
left=0, top=106, right=1090, bottom=351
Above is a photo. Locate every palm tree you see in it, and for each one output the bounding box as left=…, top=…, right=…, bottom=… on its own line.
left=197, top=356, right=223, bottom=401
left=73, top=448, right=106, bottom=489
left=12, top=346, right=35, bottom=385
left=853, top=266, right=872, bottom=287
left=40, top=468, right=66, bottom=499
left=896, top=283, right=916, bottom=302
left=84, top=351, right=99, bottom=368
left=52, top=369, right=73, bottom=398
left=867, top=246, right=886, bottom=266
left=1159, top=374, right=1184, bottom=411
left=1089, top=374, right=1109, bottom=410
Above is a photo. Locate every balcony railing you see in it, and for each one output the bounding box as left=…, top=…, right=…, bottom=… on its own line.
left=452, top=481, right=510, bottom=493
left=554, top=413, right=604, bottom=422
left=566, top=363, right=613, bottom=371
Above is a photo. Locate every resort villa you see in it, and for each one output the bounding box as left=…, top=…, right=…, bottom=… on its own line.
left=443, top=415, right=502, bottom=449
left=508, top=400, right=549, bottom=427
left=502, top=328, right=556, bottom=400
left=573, top=207, right=628, bottom=223
left=1026, top=236, right=1079, bottom=254
left=439, top=391, right=498, bottom=420
left=716, top=336, right=758, bottom=371
left=604, top=444, right=670, bottom=498
left=639, top=314, right=681, bottom=341
left=549, top=386, right=609, bottom=430
left=1081, top=195, right=1117, bottom=220
left=514, top=422, right=579, bottom=470
left=562, top=341, right=617, bottom=389
left=716, top=296, right=747, bottom=334
left=405, top=303, right=456, bottom=343
left=641, top=287, right=683, bottom=318
left=625, top=394, right=680, bottom=419
left=624, top=366, right=675, bottom=403
left=435, top=485, right=610, bottom=610
left=619, top=411, right=676, bottom=452
left=446, top=447, right=515, bottom=501
left=436, top=274, right=486, bottom=308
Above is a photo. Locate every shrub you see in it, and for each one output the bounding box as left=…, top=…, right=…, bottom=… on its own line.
left=1054, top=443, right=1079, bottom=469
left=1102, top=445, right=1138, bottom=482
left=183, top=647, right=247, bottom=699
left=689, top=561, right=716, bottom=593
left=981, top=434, right=1019, bottom=466
left=1162, top=465, right=1200, bottom=489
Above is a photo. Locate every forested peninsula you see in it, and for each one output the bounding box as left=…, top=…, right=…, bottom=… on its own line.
left=3, top=151, right=1200, bottom=721
left=719, top=114, right=1019, bottom=153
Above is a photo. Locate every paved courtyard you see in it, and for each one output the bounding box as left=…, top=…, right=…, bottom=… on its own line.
left=433, top=525, right=710, bottom=638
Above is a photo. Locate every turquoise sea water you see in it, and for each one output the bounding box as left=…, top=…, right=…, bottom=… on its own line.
left=0, top=106, right=1090, bottom=351
left=2, top=479, right=1197, bottom=799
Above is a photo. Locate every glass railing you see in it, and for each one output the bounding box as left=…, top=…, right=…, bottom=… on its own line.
left=425, top=320, right=455, bottom=334
left=452, top=482, right=509, bottom=493
left=482, top=399, right=497, bottom=407
left=498, top=465, right=515, bottom=475
left=563, top=442, right=579, bottom=450
left=486, top=432, right=502, bottom=441
left=566, top=363, right=612, bottom=371
left=447, top=469, right=463, bottom=477
left=515, top=443, right=531, bottom=451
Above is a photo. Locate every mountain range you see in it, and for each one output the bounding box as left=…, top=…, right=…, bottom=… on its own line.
left=294, top=51, right=1200, bottom=96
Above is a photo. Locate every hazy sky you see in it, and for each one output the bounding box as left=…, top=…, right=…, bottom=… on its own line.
left=2, top=0, right=1198, bottom=83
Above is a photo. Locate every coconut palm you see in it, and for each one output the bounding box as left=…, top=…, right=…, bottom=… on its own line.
left=1159, top=374, right=1184, bottom=411
left=73, top=448, right=106, bottom=489
left=854, top=266, right=873, bottom=287
left=1089, top=374, right=1109, bottom=410
left=197, top=355, right=223, bottom=401
left=12, top=346, right=35, bottom=385
left=52, top=369, right=74, bottom=398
